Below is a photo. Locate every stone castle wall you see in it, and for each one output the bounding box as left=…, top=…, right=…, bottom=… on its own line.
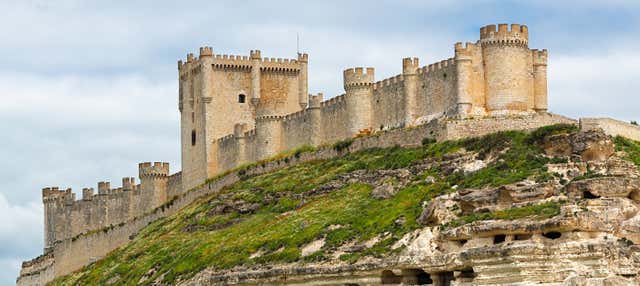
left=580, top=118, right=640, bottom=141
left=40, top=162, right=177, bottom=250
left=17, top=113, right=578, bottom=286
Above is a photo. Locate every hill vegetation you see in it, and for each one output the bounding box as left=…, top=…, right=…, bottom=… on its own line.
left=53, top=124, right=628, bottom=286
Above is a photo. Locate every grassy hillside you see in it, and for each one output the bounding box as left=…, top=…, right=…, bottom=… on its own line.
left=53, top=125, right=584, bottom=286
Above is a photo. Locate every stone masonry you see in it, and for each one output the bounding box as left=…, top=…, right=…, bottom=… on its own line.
left=17, top=23, right=577, bottom=285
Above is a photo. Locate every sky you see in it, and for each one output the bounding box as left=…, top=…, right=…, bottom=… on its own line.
left=1, top=0, right=639, bottom=284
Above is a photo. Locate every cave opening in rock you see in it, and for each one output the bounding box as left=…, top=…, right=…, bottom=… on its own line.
left=583, top=191, right=600, bottom=199
left=493, top=234, right=506, bottom=244
left=436, top=271, right=455, bottom=286
left=542, top=231, right=562, bottom=239
left=459, top=267, right=477, bottom=279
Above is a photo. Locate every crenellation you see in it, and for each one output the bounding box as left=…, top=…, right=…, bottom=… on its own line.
left=81, top=188, right=94, bottom=200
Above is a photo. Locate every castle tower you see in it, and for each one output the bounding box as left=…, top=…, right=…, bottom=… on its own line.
left=255, top=115, right=283, bottom=160
left=42, top=187, right=74, bottom=250
left=454, top=42, right=474, bottom=117
left=138, top=162, right=169, bottom=208
left=234, top=123, right=249, bottom=165
left=480, top=24, right=534, bottom=114
left=178, top=48, right=308, bottom=190
left=308, top=93, right=324, bottom=146
left=344, top=67, right=375, bottom=135
left=403, top=58, right=419, bottom=125
left=298, top=53, right=309, bottom=109
left=532, top=49, right=548, bottom=112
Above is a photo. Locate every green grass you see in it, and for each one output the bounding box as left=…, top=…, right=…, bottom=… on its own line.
left=443, top=201, right=562, bottom=229
left=51, top=125, right=579, bottom=286
left=615, top=136, right=640, bottom=168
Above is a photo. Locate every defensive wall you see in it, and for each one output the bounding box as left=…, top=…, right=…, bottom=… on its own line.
left=580, top=118, right=640, bottom=141
left=40, top=162, right=181, bottom=250
left=17, top=113, right=576, bottom=285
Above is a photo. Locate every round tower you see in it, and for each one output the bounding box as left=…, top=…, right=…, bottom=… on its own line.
left=138, top=162, right=169, bottom=208
left=343, top=67, right=374, bottom=136
left=308, top=93, right=324, bottom=146
left=480, top=24, right=534, bottom=114
left=255, top=115, right=283, bottom=160
left=403, top=58, right=419, bottom=125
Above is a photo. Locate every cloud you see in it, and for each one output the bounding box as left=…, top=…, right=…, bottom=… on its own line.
left=549, top=48, right=640, bottom=122
left=0, top=194, right=42, bottom=285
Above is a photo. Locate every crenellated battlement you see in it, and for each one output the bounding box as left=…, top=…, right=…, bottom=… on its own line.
left=179, top=48, right=303, bottom=76
left=415, top=58, right=456, bottom=76
left=454, top=42, right=479, bottom=59
left=309, top=93, right=324, bottom=108
left=42, top=187, right=75, bottom=203
left=344, top=67, right=375, bottom=89
left=373, top=74, right=404, bottom=90
left=402, top=57, right=420, bottom=75
left=297, top=52, right=308, bottom=63
left=320, top=93, right=347, bottom=108
left=255, top=115, right=284, bottom=122
left=138, top=162, right=170, bottom=178
left=479, top=23, right=528, bottom=47
left=199, top=46, right=213, bottom=57
left=532, top=49, right=548, bottom=66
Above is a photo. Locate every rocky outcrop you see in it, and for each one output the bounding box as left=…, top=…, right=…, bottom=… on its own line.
left=175, top=130, right=640, bottom=286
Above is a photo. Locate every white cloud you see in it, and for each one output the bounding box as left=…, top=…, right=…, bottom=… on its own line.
left=0, top=194, right=42, bottom=285
left=549, top=48, right=640, bottom=122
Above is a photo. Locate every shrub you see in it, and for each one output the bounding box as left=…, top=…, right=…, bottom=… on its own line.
left=421, top=137, right=436, bottom=146
left=333, top=138, right=354, bottom=152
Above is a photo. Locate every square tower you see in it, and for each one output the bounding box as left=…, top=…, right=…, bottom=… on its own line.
left=177, top=48, right=308, bottom=190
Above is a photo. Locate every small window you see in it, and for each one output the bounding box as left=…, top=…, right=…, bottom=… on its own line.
left=191, top=112, right=194, bottom=123
left=238, top=94, right=246, bottom=103
left=191, top=130, right=196, bottom=146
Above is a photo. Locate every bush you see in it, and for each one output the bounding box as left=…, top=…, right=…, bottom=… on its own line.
left=632, top=121, right=638, bottom=126
left=333, top=138, right=354, bottom=152
left=526, top=123, right=578, bottom=144
left=421, top=137, right=436, bottom=146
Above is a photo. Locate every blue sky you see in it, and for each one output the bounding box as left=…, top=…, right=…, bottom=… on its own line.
left=1, top=0, right=639, bottom=284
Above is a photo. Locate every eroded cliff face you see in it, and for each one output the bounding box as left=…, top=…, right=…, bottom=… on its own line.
left=182, top=130, right=640, bottom=286
left=50, top=127, right=640, bottom=286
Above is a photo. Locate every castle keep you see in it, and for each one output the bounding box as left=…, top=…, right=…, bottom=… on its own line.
left=180, top=23, right=548, bottom=190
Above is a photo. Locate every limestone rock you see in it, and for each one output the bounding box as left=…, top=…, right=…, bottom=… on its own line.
left=371, top=182, right=397, bottom=199
left=566, top=177, right=640, bottom=199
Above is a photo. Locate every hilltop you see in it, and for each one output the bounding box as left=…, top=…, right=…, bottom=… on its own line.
left=49, top=125, right=640, bottom=285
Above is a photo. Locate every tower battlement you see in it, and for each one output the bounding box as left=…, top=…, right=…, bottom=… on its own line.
left=402, top=57, right=420, bottom=75
left=42, top=187, right=74, bottom=203
left=178, top=48, right=304, bottom=76
left=479, top=23, right=528, bottom=47
left=139, top=162, right=170, bottom=178
left=532, top=49, right=548, bottom=66
left=343, top=67, right=375, bottom=89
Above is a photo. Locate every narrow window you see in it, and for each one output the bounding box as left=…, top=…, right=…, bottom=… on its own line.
left=238, top=94, right=246, bottom=103
left=191, top=130, right=196, bottom=146
left=191, top=112, right=195, bottom=123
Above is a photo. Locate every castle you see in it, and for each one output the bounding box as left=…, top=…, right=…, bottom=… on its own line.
left=18, top=23, right=571, bottom=285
